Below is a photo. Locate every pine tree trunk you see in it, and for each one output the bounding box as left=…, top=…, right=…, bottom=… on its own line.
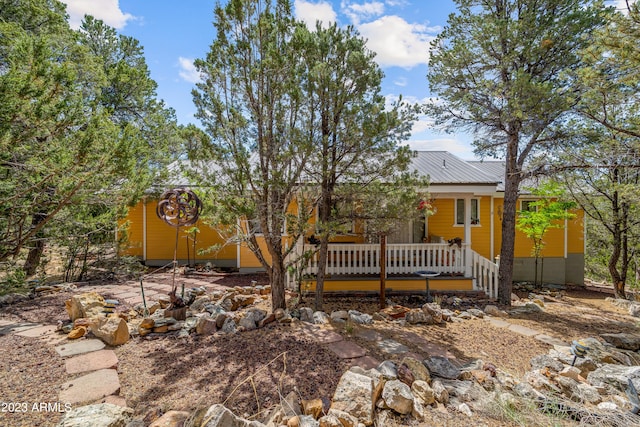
left=498, top=139, right=520, bottom=306
left=315, top=238, right=329, bottom=311
left=270, top=254, right=287, bottom=311
left=23, top=213, right=46, bottom=277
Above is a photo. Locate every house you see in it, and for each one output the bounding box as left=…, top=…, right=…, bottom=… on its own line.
left=118, top=151, right=584, bottom=299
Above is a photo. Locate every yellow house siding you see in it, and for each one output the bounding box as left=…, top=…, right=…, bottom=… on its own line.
left=118, top=203, right=144, bottom=257
left=566, top=210, right=584, bottom=254
left=141, top=200, right=236, bottom=263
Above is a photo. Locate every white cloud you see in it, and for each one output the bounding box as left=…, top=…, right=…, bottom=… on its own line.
left=341, top=1, right=385, bottom=25
left=178, top=57, right=201, bottom=84
left=61, top=0, right=134, bottom=30
left=393, top=76, right=407, bottom=87
left=358, top=15, right=435, bottom=68
left=295, top=0, right=337, bottom=30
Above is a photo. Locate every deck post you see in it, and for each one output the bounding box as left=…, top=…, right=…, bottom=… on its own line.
left=380, top=234, right=386, bottom=309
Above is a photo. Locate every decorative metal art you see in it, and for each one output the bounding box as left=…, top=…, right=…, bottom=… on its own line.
left=156, top=187, right=202, bottom=227
left=156, top=188, right=202, bottom=316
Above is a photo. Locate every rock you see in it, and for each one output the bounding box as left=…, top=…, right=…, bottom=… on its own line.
left=411, top=380, right=435, bottom=405
left=301, top=398, right=323, bottom=420
left=457, top=403, right=473, bottom=417
left=274, top=308, right=287, bottom=320
left=600, top=333, right=640, bottom=351
left=397, top=363, right=414, bottom=386
left=148, top=410, right=191, bottom=427
left=330, top=369, right=383, bottom=426
left=200, top=404, right=265, bottom=427
left=239, top=309, right=266, bottom=331
left=439, top=379, right=489, bottom=404
left=317, top=413, right=343, bottom=427
left=313, top=311, right=330, bottom=325
left=135, top=301, right=161, bottom=316
left=532, top=298, right=545, bottom=308
left=281, top=390, right=302, bottom=418
left=219, top=293, right=240, bottom=311
left=382, top=380, right=414, bottom=415
left=324, top=409, right=358, bottom=427
left=215, top=313, right=229, bottom=329
left=90, top=316, right=129, bottom=346
left=400, top=357, right=430, bottom=384
left=456, top=311, right=473, bottom=320
left=259, top=313, right=276, bottom=328
left=196, top=316, right=217, bottom=335
left=412, top=398, right=425, bottom=421
left=423, top=356, right=461, bottom=380
left=377, top=361, right=398, bottom=380
left=484, top=305, right=508, bottom=317
left=629, top=304, right=640, bottom=317
left=299, top=307, right=314, bottom=323
left=597, top=401, right=619, bottom=411
left=68, top=326, right=87, bottom=339
left=235, top=294, right=256, bottom=308
left=157, top=295, right=171, bottom=309
left=190, top=296, right=212, bottom=312
left=57, top=403, right=133, bottom=427
left=140, top=318, right=155, bottom=329
left=467, top=308, right=484, bottom=318
left=204, top=303, right=226, bottom=316
left=530, top=354, right=564, bottom=372
left=422, top=302, right=444, bottom=323
left=523, top=302, right=543, bottom=313
left=523, top=370, right=562, bottom=394
left=559, top=366, right=583, bottom=382
left=65, top=292, right=105, bottom=321
left=220, top=317, right=237, bottom=334
left=348, top=310, right=373, bottom=325
left=431, top=379, right=449, bottom=404
left=405, top=309, right=433, bottom=325
left=330, top=311, right=349, bottom=322
left=587, top=364, right=640, bottom=394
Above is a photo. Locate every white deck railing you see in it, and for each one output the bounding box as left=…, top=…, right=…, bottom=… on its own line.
left=296, top=243, right=468, bottom=276
left=471, top=251, right=499, bottom=300
left=287, top=242, right=499, bottom=300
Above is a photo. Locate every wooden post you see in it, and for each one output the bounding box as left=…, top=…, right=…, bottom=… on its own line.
left=380, top=234, right=387, bottom=309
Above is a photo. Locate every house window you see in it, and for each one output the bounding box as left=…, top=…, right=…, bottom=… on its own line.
left=455, top=198, right=480, bottom=225
left=248, top=218, right=263, bottom=235
left=521, top=200, right=538, bottom=212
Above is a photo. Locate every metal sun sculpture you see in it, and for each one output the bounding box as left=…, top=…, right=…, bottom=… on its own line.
left=156, top=188, right=202, bottom=227
left=156, top=188, right=202, bottom=314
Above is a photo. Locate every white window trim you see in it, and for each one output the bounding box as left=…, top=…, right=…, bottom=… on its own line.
left=454, top=198, right=481, bottom=227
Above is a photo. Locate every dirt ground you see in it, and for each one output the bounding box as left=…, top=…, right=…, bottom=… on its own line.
left=1, top=274, right=638, bottom=427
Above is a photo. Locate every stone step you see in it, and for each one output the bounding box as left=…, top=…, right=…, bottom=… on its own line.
left=0, top=322, right=42, bottom=335
left=55, top=339, right=106, bottom=357
left=65, top=349, right=119, bottom=374
left=327, top=340, right=367, bottom=359
left=59, top=369, right=121, bottom=405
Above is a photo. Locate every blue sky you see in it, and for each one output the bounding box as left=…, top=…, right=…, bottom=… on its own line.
left=58, top=0, right=627, bottom=160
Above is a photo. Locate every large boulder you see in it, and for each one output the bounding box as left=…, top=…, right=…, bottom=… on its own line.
left=65, top=292, right=105, bottom=321
left=381, top=380, right=414, bottom=415
left=600, top=333, right=640, bottom=351
left=400, top=357, right=431, bottom=384
left=405, top=309, right=433, bottom=325
left=587, top=364, right=640, bottom=394
left=57, top=403, right=133, bottom=427
left=90, top=316, right=129, bottom=346
left=423, top=356, right=461, bottom=380
left=330, top=369, right=384, bottom=426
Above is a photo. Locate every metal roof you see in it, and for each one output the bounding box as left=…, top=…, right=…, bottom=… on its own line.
left=410, top=151, right=500, bottom=185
